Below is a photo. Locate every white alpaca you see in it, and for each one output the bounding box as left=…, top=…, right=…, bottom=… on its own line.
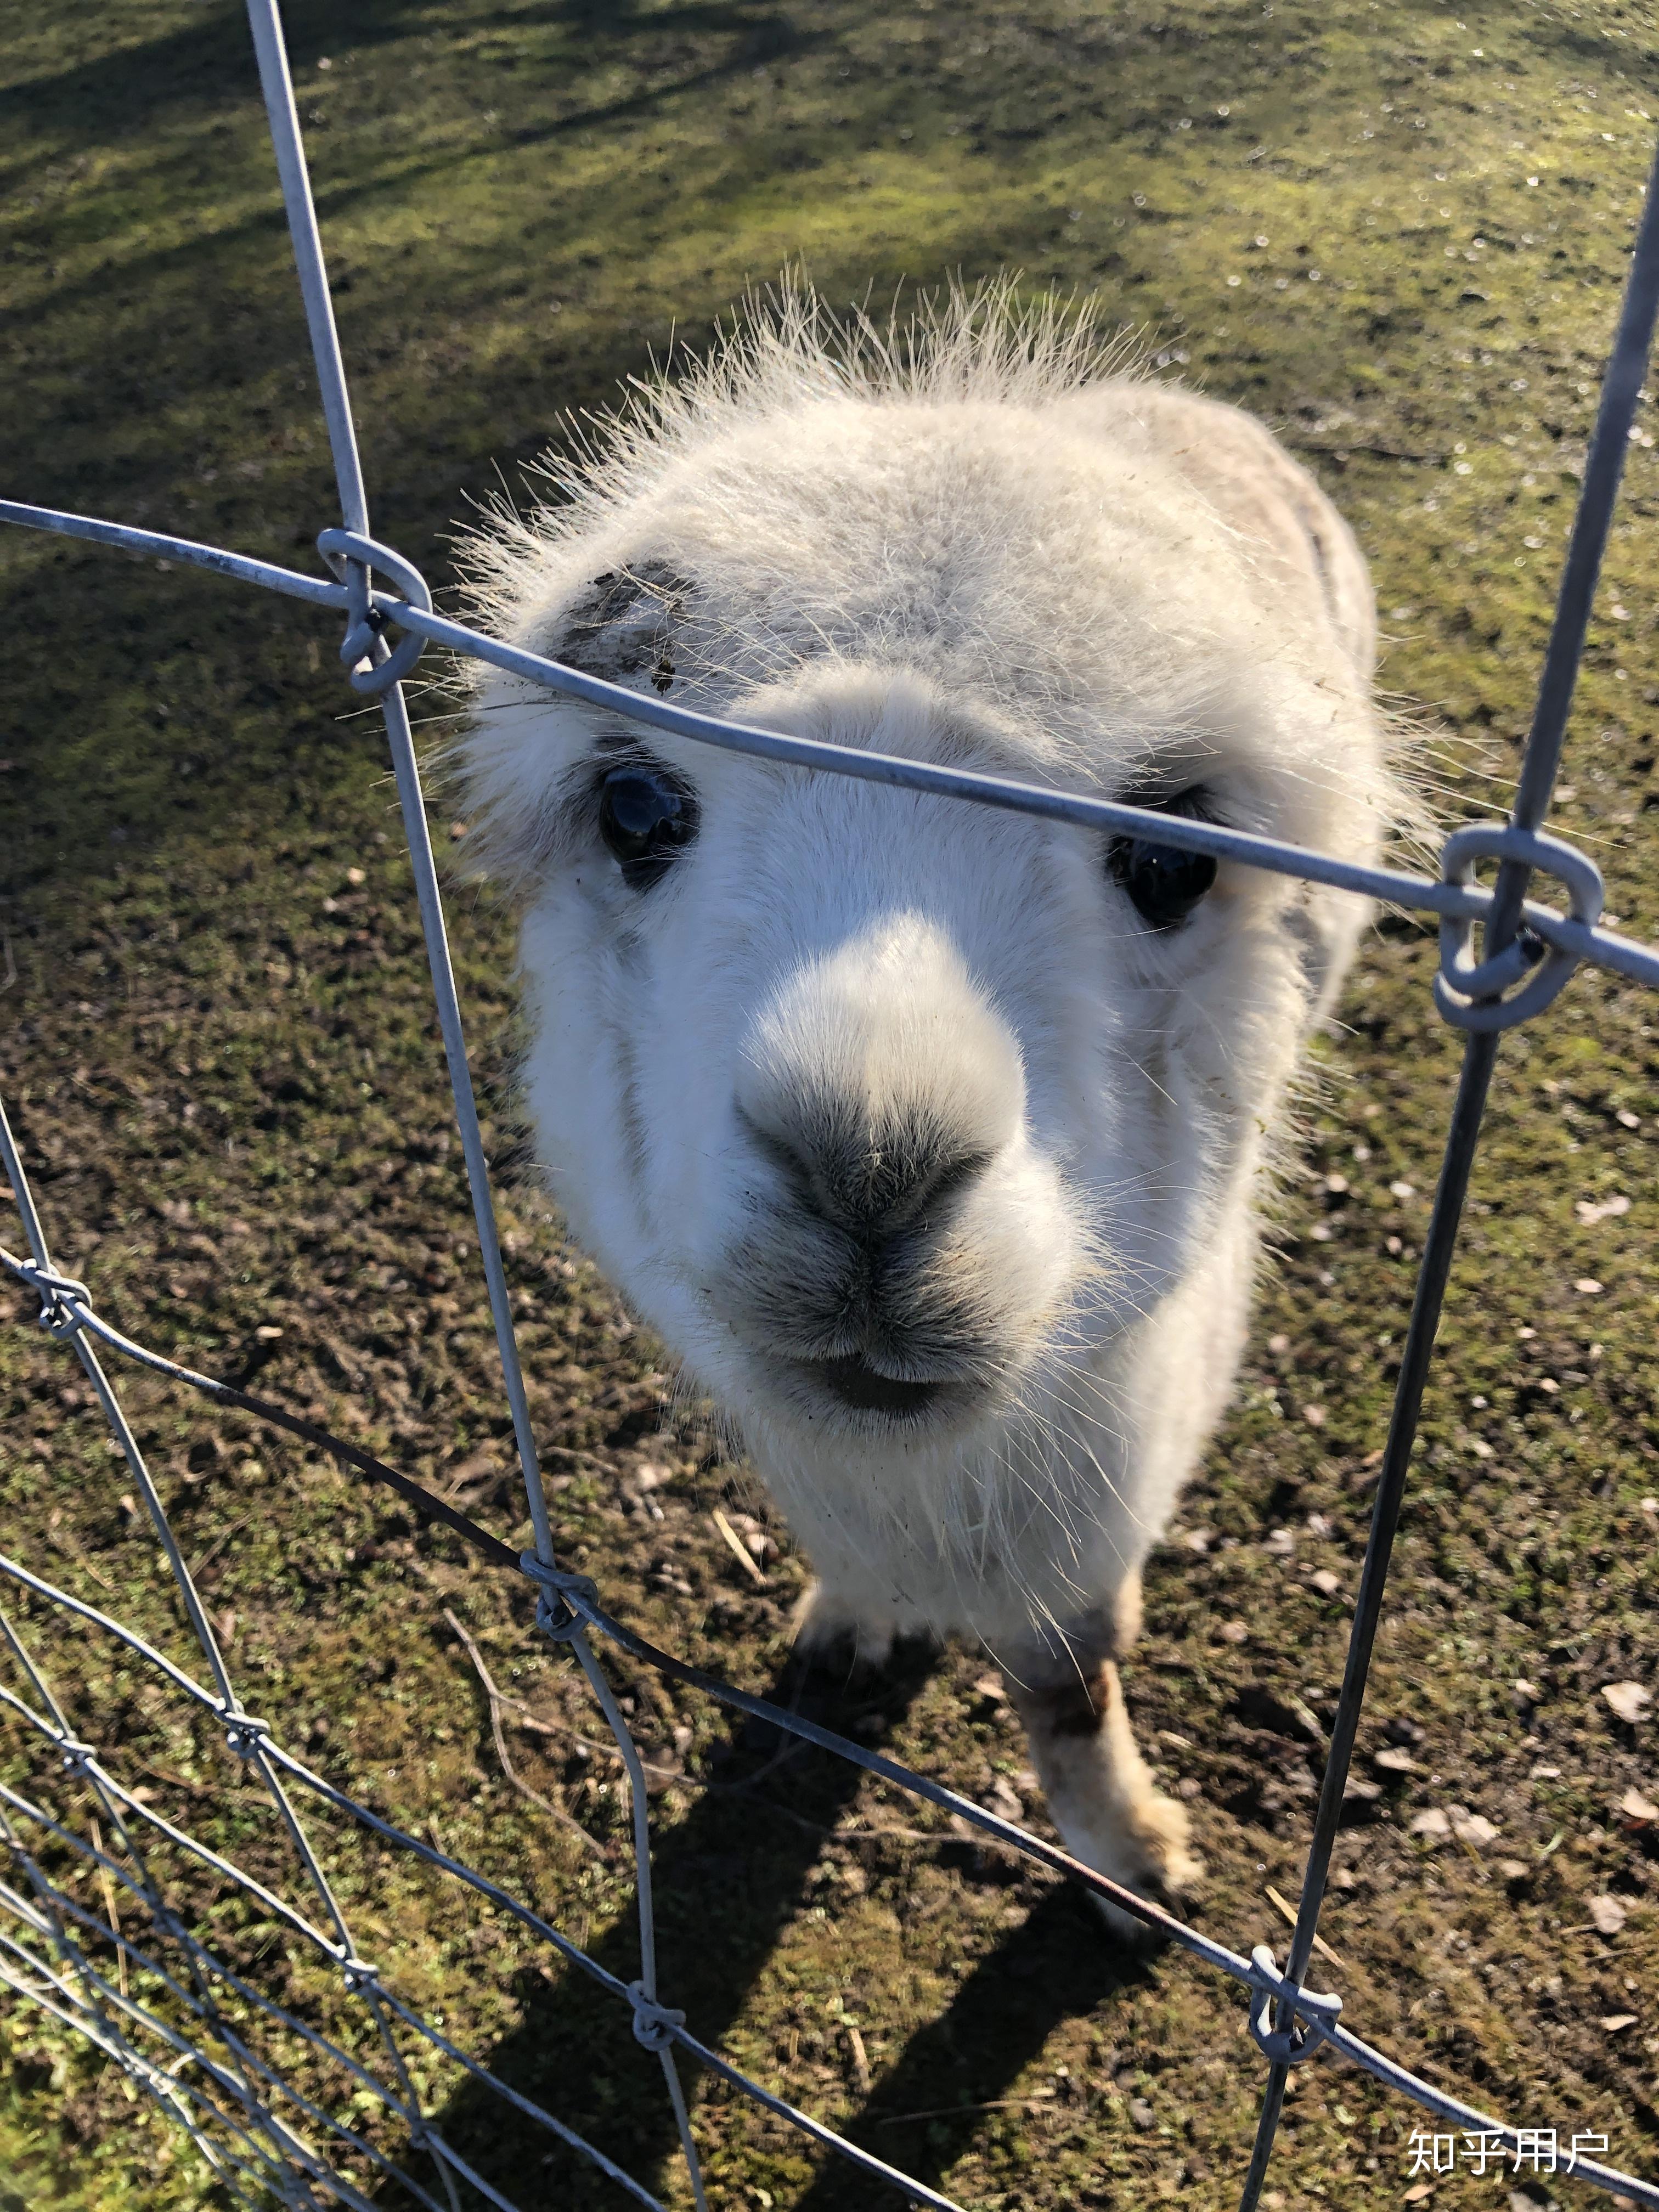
left=458, top=287, right=1397, bottom=1937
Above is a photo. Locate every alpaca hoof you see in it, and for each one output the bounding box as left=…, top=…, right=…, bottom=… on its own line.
left=1085, top=1792, right=1203, bottom=1950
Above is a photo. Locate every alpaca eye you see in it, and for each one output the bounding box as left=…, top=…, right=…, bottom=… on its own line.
left=597, top=764, right=698, bottom=889
left=1110, top=789, right=1218, bottom=932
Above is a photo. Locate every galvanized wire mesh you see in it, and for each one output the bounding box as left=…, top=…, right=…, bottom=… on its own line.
left=2, top=2, right=1658, bottom=2207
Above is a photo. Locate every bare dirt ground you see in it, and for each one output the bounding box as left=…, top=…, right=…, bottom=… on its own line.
left=3, top=4, right=1658, bottom=2208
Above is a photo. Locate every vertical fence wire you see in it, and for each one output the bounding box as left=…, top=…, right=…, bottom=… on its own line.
left=1, top=2, right=1657, bottom=2208
left=1237, top=129, right=1659, bottom=2212
left=241, top=2, right=708, bottom=2197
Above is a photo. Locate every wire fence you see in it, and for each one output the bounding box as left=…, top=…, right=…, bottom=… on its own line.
left=2, top=3, right=1657, bottom=2207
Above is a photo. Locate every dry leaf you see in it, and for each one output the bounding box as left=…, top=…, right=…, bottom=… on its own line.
left=1618, top=1786, right=1658, bottom=1827
left=1599, top=2013, right=1639, bottom=2034
left=1403, top=2186, right=1435, bottom=2205
left=1309, top=1568, right=1342, bottom=1597
left=1603, top=1682, right=1652, bottom=1725
left=983, top=1776, right=1024, bottom=1823
left=1373, top=1746, right=1418, bottom=1775
left=1451, top=1810, right=1498, bottom=1849
left=1410, top=1809, right=1450, bottom=1840
left=1587, top=1894, right=1627, bottom=1936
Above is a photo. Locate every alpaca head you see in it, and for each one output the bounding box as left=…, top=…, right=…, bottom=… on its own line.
left=458, top=288, right=1397, bottom=1527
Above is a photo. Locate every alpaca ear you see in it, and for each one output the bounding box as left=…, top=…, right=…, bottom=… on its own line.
left=458, top=561, right=698, bottom=890
left=552, top=559, right=695, bottom=698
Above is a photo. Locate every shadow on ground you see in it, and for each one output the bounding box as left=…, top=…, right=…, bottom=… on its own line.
left=417, top=1638, right=1148, bottom=2209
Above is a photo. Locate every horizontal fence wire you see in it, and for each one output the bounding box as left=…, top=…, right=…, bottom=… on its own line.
left=2, top=1, right=1658, bottom=2207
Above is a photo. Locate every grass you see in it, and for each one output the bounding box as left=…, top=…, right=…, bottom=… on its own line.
left=3, top=1, right=1659, bottom=2207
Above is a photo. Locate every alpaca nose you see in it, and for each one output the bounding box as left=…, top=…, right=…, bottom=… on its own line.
left=735, top=916, right=1025, bottom=1240
left=742, top=1097, right=994, bottom=1239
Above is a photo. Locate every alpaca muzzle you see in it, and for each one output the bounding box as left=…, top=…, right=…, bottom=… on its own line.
left=714, top=916, right=1064, bottom=1426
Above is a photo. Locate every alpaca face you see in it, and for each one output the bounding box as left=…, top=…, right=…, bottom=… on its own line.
left=502, top=661, right=1337, bottom=1485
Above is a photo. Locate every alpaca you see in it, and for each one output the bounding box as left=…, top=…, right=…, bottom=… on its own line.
left=456, top=286, right=1397, bottom=1937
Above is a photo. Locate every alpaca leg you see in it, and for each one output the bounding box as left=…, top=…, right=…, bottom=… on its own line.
left=790, top=1579, right=896, bottom=1672
left=1005, top=1599, right=1199, bottom=1945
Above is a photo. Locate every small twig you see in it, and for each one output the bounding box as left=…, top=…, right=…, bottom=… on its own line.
left=711, top=1506, right=768, bottom=1585
left=186, top=1513, right=252, bottom=1582
left=1264, top=1883, right=1345, bottom=1971
left=46, top=1520, right=111, bottom=1592
left=87, top=1819, right=128, bottom=2001
left=878, top=2090, right=1057, bottom=2126
left=136, top=1762, right=213, bottom=1801
left=0, top=933, right=15, bottom=994
left=442, top=1609, right=607, bottom=1860
left=477, top=1663, right=812, bottom=1797
left=1295, top=441, right=1450, bottom=464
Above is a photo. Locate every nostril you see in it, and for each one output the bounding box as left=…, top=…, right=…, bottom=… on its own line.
left=912, top=1144, right=995, bottom=1224
left=735, top=1103, right=819, bottom=1201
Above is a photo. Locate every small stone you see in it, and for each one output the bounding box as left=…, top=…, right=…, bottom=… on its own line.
left=1603, top=1681, right=1652, bottom=1725
left=1497, top=1859, right=1531, bottom=1882
left=253, top=1325, right=284, bottom=1341
left=1513, top=1679, right=1542, bottom=1703
left=1129, top=2096, right=1155, bottom=2130
left=1217, top=1620, right=1249, bottom=1644
left=1575, top=1278, right=1604, bottom=1295
left=1373, top=1746, right=1418, bottom=1775
left=1310, top=1568, right=1342, bottom=1597
left=1600, top=2012, right=1639, bottom=2033
left=346, top=866, right=366, bottom=885
left=1389, top=1180, right=1415, bottom=1201
left=1587, top=1894, right=1627, bottom=1936
left=1267, top=1333, right=1290, bottom=1355
left=1302, top=1404, right=1327, bottom=1427
left=1410, top=1808, right=1451, bottom=1839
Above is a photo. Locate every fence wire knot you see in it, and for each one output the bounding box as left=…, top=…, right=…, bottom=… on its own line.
left=16, top=1258, right=91, bottom=1341
left=519, top=1551, right=600, bottom=1642
left=218, top=1710, right=273, bottom=1760
left=1245, top=1944, right=1343, bottom=2065
left=627, top=1980, right=686, bottom=2052
left=339, top=1955, right=380, bottom=1994
left=55, top=1735, right=98, bottom=1776
left=1435, top=821, right=1604, bottom=1034
left=315, top=528, right=433, bottom=698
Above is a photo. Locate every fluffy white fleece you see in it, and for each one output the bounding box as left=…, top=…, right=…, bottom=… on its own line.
left=455, top=281, right=1403, bottom=1921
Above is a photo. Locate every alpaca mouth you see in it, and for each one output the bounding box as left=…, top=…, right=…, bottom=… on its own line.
left=803, top=1356, right=946, bottom=1418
